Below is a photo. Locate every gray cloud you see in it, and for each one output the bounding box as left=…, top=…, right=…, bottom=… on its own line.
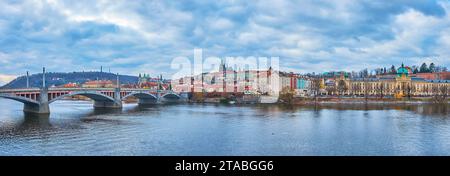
left=0, top=0, right=449, bottom=85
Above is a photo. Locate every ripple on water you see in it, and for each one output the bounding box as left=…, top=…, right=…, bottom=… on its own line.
left=1, top=100, right=450, bottom=155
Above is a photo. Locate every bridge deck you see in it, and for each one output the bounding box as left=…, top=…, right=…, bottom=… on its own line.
left=0, top=88, right=178, bottom=93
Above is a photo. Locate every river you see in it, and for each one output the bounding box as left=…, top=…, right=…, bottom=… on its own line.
left=0, top=99, right=449, bottom=155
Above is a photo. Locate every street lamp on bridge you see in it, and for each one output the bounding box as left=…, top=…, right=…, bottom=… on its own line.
left=42, top=67, right=46, bottom=88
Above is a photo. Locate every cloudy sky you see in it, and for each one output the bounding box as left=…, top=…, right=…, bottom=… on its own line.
left=1, top=0, right=450, bottom=85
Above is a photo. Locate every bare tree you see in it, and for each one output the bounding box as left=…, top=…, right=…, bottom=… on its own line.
left=349, top=82, right=354, bottom=96
left=405, top=83, right=412, bottom=100
left=432, top=84, right=441, bottom=103
left=350, top=83, right=358, bottom=97
left=375, top=82, right=385, bottom=99
left=337, top=79, right=348, bottom=100
left=311, top=78, right=322, bottom=102
left=410, top=84, right=417, bottom=99
left=363, top=78, right=371, bottom=102
left=440, top=85, right=448, bottom=100
left=279, top=87, right=295, bottom=104
left=433, top=84, right=449, bottom=103
left=326, top=84, right=337, bottom=97
left=425, top=85, right=431, bottom=97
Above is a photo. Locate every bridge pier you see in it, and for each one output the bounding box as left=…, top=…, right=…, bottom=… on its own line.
left=23, top=87, right=50, bottom=114
left=94, top=88, right=123, bottom=109
left=23, top=102, right=50, bottom=114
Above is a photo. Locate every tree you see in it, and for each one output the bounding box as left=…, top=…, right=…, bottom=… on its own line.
left=413, top=68, right=419, bottom=74
left=425, top=85, right=432, bottom=96
left=429, top=63, right=436, bottom=73
left=279, top=87, right=295, bottom=104
left=390, top=65, right=396, bottom=74
left=433, top=84, right=449, bottom=103
left=337, top=80, right=348, bottom=100
left=158, top=82, right=163, bottom=90
left=376, top=82, right=385, bottom=99
left=191, top=92, right=205, bottom=102
left=375, top=68, right=384, bottom=75
left=440, top=85, right=448, bottom=101
left=405, top=84, right=412, bottom=100
left=363, top=78, right=372, bottom=102
left=420, top=63, right=429, bottom=73
left=411, top=84, right=417, bottom=98
left=434, top=66, right=441, bottom=72
left=360, top=69, right=369, bottom=78
left=311, top=78, right=322, bottom=102
left=326, top=85, right=336, bottom=96
left=432, top=84, right=440, bottom=103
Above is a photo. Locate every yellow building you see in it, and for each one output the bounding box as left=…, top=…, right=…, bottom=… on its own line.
left=82, top=80, right=115, bottom=88
left=325, top=64, right=450, bottom=98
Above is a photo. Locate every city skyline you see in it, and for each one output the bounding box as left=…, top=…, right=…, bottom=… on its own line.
left=1, top=0, right=450, bottom=85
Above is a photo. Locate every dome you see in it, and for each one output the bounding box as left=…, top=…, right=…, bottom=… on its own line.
left=397, top=63, right=409, bottom=77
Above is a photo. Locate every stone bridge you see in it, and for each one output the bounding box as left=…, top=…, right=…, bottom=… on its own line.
left=0, top=87, right=186, bottom=114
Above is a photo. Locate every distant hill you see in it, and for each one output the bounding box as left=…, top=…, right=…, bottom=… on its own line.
left=1, top=72, right=139, bottom=89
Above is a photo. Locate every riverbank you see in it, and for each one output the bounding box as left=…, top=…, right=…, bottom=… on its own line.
left=192, top=97, right=449, bottom=105
left=59, top=95, right=449, bottom=105
left=293, top=97, right=449, bottom=105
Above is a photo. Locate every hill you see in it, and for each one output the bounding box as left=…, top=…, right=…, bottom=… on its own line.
left=1, top=72, right=139, bottom=89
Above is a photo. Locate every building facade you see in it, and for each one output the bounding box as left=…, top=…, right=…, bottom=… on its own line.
left=82, top=80, right=114, bottom=88
left=172, top=63, right=449, bottom=99
left=322, top=64, right=450, bottom=98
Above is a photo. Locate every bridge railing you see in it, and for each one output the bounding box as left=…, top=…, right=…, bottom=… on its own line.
left=0, top=87, right=180, bottom=94
left=0, top=88, right=41, bottom=93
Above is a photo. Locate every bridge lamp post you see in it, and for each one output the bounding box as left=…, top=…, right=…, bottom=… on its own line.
left=42, top=67, right=46, bottom=88
left=26, top=71, right=29, bottom=88
left=116, top=73, right=120, bottom=89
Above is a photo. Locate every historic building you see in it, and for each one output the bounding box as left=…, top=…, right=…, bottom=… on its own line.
left=82, top=80, right=114, bottom=88
left=326, top=64, right=450, bottom=98
left=138, top=74, right=171, bottom=90
left=278, top=72, right=312, bottom=97
left=172, top=66, right=281, bottom=96
left=171, top=63, right=448, bottom=99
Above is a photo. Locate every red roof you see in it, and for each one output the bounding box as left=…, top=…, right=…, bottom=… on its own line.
left=413, top=72, right=450, bottom=80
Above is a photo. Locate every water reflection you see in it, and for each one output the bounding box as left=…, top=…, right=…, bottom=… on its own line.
left=253, top=103, right=450, bottom=118
left=20, top=113, right=51, bottom=129
left=325, top=104, right=450, bottom=117
left=78, top=108, right=127, bottom=124
left=90, top=108, right=122, bottom=116
left=2, top=103, right=449, bottom=128
left=0, top=100, right=449, bottom=155
left=0, top=113, right=51, bottom=138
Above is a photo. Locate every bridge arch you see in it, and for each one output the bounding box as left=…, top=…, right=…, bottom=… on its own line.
left=48, top=92, right=116, bottom=104
left=161, top=92, right=181, bottom=99
left=160, top=92, right=182, bottom=103
left=0, top=94, right=40, bottom=105
left=121, top=92, right=158, bottom=101
left=122, top=92, right=158, bottom=105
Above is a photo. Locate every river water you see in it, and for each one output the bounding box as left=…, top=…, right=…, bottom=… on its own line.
left=0, top=99, right=449, bottom=156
